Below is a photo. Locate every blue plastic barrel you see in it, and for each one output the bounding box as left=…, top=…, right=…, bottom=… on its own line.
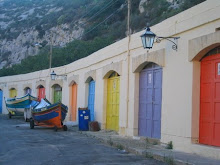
left=78, top=108, right=90, bottom=131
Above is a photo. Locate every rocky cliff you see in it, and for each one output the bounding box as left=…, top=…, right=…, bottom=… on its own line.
left=0, top=0, right=86, bottom=69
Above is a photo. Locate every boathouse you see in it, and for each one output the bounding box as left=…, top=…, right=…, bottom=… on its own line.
left=0, top=0, right=220, bottom=159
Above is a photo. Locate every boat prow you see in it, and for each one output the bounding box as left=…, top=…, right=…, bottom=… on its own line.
left=5, top=94, right=38, bottom=119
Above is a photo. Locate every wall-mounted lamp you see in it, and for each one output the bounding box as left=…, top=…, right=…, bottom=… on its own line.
left=141, top=27, right=180, bottom=51
left=50, top=70, right=67, bottom=81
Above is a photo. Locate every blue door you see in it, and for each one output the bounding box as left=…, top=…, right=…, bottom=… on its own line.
left=88, top=80, right=95, bottom=121
left=0, top=90, right=2, bottom=114
left=138, top=63, right=162, bottom=139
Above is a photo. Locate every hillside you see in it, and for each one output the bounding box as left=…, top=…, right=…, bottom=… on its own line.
left=0, top=0, right=205, bottom=76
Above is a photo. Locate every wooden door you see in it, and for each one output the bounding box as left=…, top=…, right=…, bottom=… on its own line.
left=88, top=80, right=95, bottom=121
left=25, top=88, right=32, bottom=95
left=106, top=74, right=120, bottom=131
left=70, top=84, right=77, bottom=121
left=38, top=87, right=45, bottom=101
left=54, top=85, right=62, bottom=103
left=138, top=63, right=162, bottom=139
left=200, top=54, right=220, bottom=147
left=10, top=89, right=17, bottom=98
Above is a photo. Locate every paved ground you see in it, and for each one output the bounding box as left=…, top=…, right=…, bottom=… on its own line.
left=0, top=115, right=166, bottom=165
left=74, top=124, right=220, bottom=165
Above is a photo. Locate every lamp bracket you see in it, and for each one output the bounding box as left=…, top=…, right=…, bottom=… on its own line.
left=56, top=74, right=67, bottom=80
left=156, top=36, right=180, bottom=51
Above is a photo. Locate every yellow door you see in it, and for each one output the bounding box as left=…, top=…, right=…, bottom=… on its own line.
left=10, top=89, right=17, bottom=98
left=106, top=75, right=120, bottom=131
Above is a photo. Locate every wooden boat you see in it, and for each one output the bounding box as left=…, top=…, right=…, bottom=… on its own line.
left=30, top=99, right=68, bottom=131
left=5, top=94, right=38, bottom=118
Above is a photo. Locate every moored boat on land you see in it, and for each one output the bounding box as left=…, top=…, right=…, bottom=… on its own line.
left=5, top=94, right=38, bottom=118
left=30, top=99, right=68, bottom=131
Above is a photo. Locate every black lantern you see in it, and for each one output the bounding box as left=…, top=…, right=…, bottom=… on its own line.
left=50, top=70, right=56, bottom=80
left=141, top=26, right=180, bottom=51
left=140, top=27, right=156, bottom=49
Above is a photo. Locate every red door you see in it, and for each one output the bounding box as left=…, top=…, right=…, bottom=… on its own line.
left=200, top=54, right=220, bottom=147
left=38, top=87, right=45, bottom=101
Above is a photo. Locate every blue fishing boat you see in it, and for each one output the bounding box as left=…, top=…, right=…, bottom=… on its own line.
left=5, top=94, right=38, bottom=118
left=30, top=99, right=68, bottom=131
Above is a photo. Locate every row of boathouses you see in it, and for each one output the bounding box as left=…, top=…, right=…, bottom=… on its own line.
left=0, top=0, right=220, bottom=160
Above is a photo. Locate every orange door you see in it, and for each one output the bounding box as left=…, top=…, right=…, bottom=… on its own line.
left=200, top=54, right=220, bottom=147
left=38, top=87, right=45, bottom=101
left=70, top=84, right=77, bottom=121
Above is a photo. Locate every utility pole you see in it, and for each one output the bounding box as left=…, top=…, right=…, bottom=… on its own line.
left=127, top=0, right=131, bottom=40
left=48, top=32, right=53, bottom=102
left=49, top=32, right=53, bottom=69
left=126, top=0, right=131, bottom=130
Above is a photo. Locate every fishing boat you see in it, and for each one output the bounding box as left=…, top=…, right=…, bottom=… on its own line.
left=5, top=94, right=38, bottom=118
left=30, top=98, right=68, bottom=131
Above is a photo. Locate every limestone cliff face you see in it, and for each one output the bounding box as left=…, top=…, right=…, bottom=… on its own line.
left=0, top=24, right=83, bottom=69
left=0, top=0, right=85, bottom=69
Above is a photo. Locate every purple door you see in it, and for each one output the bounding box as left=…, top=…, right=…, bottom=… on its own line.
left=138, top=63, right=162, bottom=139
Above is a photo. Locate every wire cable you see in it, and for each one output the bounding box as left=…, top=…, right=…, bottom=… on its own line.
left=83, top=0, right=118, bottom=24
left=78, top=0, right=114, bottom=20
left=77, top=7, right=122, bottom=40
left=70, top=0, right=114, bottom=26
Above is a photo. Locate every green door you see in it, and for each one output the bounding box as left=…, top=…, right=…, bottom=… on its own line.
left=53, top=85, right=62, bottom=103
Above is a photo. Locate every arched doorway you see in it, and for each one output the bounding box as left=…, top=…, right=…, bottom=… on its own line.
left=88, top=79, right=95, bottom=121
left=0, top=89, right=2, bottom=114
left=38, top=85, right=45, bottom=101
left=200, top=46, right=220, bottom=147
left=9, top=88, right=17, bottom=98
left=106, top=71, right=120, bottom=131
left=138, top=63, right=162, bottom=139
left=52, top=84, right=62, bottom=103
left=70, top=83, right=77, bottom=121
left=24, top=87, right=32, bottom=95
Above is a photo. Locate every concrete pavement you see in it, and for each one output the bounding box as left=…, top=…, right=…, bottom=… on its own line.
left=2, top=114, right=220, bottom=165
left=0, top=115, right=165, bottom=165
left=70, top=126, right=220, bottom=165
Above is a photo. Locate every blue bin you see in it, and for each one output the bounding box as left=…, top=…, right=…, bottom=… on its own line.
left=78, top=108, right=90, bottom=131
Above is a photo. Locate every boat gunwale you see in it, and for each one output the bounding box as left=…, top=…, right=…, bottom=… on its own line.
left=32, top=103, right=67, bottom=114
